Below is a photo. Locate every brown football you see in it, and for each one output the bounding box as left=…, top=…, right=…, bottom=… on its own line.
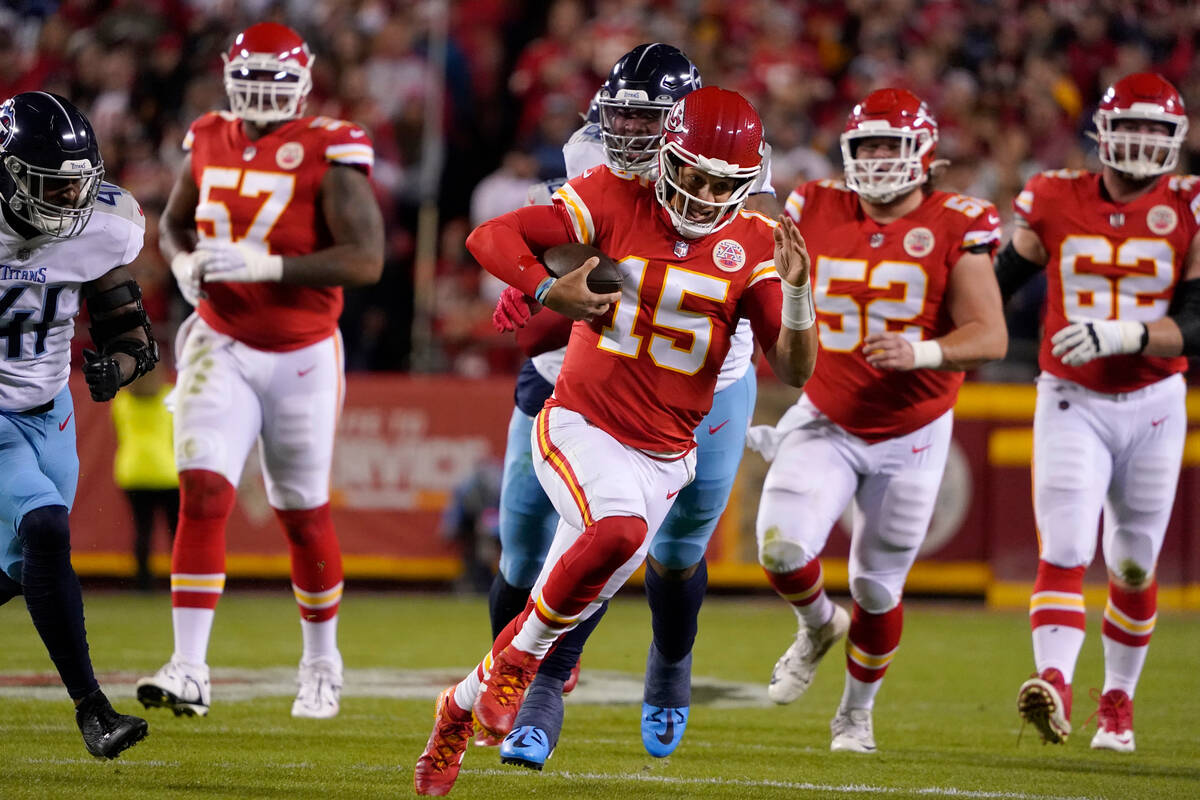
left=542, top=243, right=623, bottom=295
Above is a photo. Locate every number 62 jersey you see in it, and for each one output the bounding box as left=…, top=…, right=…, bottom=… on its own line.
left=1015, top=169, right=1198, bottom=393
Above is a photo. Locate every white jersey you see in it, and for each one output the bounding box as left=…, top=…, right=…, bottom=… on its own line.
left=0, top=183, right=145, bottom=410
left=539, top=122, right=775, bottom=391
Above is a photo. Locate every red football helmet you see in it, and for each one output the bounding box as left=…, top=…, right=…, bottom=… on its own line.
left=655, top=87, right=764, bottom=239
left=840, top=88, right=938, bottom=204
left=222, top=22, right=313, bottom=124
left=1093, top=72, right=1187, bottom=179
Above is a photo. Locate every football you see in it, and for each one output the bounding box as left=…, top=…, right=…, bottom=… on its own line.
left=542, top=243, right=623, bottom=294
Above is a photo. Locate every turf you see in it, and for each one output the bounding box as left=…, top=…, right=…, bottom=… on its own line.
left=0, top=591, right=1197, bottom=799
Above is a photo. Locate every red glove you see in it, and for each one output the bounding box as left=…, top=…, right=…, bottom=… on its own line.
left=492, top=286, right=538, bottom=333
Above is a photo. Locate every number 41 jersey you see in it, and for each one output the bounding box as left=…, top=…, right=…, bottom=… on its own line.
left=786, top=180, right=1000, bottom=441
left=1015, top=170, right=1197, bottom=394
left=184, top=111, right=374, bottom=351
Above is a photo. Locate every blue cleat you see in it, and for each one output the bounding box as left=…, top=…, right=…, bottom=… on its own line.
left=499, top=725, right=552, bottom=770
left=641, top=703, right=689, bottom=757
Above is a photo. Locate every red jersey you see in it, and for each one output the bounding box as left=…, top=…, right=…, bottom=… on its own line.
left=1014, top=170, right=1197, bottom=393
left=786, top=180, right=1000, bottom=441
left=549, top=168, right=782, bottom=453
left=185, top=112, right=374, bottom=351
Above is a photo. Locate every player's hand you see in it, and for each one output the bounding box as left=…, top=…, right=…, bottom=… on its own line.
left=492, top=286, right=539, bottom=333
left=82, top=348, right=122, bottom=402
left=774, top=216, right=810, bottom=287
left=864, top=332, right=917, bottom=370
left=195, top=240, right=284, bottom=283
left=1050, top=318, right=1147, bottom=366
left=541, top=256, right=622, bottom=322
left=171, top=251, right=205, bottom=305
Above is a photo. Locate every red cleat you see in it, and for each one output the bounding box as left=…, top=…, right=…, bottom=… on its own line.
left=473, top=645, right=542, bottom=738
left=414, top=688, right=475, bottom=796
left=1017, top=668, right=1073, bottom=744
left=472, top=727, right=503, bottom=747
left=1090, top=688, right=1135, bottom=752
left=562, top=659, right=582, bottom=695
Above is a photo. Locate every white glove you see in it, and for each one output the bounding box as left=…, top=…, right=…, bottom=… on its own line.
left=171, top=251, right=204, bottom=306
left=195, top=240, right=284, bottom=283
left=1050, top=318, right=1146, bottom=366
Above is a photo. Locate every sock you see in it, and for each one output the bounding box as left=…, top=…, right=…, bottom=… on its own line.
left=0, top=568, right=21, bottom=606
left=764, top=557, right=834, bottom=631
left=1101, top=578, right=1156, bottom=698
left=170, top=470, right=235, bottom=664
left=489, top=573, right=532, bottom=640
left=539, top=601, right=607, bottom=682
left=1029, top=560, right=1087, bottom=683
left=277, top=504, right=344, bottom=663
left=645, top=558, right=707, bottom=662
left=841, top=602, right=902, bottom=710
left=514, top=672, right=567, bottom=750
left=20, top=506, right=98, bottom=700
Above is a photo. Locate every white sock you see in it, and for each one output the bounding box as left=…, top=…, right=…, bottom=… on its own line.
left=172, top=607, right=215, bottom=666
left=1101, top=635, right=1148, bottom=698
left=453, top=662, right=484, bottom=711
left=1032, top=625, right=1086, bottom=684
left=300, top=617, right=340, bottom=665
left=510, top=613, right=563, bottom=659
left=795, top=593, right=834, bottom=631
left=840, top=672, right=883, bottom=710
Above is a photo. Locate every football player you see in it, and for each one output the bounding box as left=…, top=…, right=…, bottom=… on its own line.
left=0, top=91, right=156, bottom=757
left=136, top=22, right=384, bottom=720
left=751, top=89, right=1006, bottom=752
left=414, top=87, right=817, bottom=795
left=488, top=43, right=780, bottom=763
left=998, top=72, right=1198, bottom=752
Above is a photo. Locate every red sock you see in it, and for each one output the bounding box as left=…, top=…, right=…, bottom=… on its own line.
left=1030, top=561, right=1086, bottom=633
left=764, top=557, right=824, bottom=606
left=845, top=603, right=903, bottom=683
left=170, top=469, right=235, bottom=610
left=1102, top=579, right=1156, bottom=647
left=277, top=504, right=344, bottom=622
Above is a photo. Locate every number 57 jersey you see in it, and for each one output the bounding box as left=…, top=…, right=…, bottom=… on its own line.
left=786, top=180, right=1000, bottom=441
left=184, top=111, right=374, bottom=351
left=1014, top=170, right=1197, bottom=394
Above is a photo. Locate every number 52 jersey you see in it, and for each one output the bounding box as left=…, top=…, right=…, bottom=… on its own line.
left=1014, top=170, right=1197, bottom=394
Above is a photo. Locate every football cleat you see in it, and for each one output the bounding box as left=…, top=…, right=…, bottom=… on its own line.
left=414, top=688, right=475, bottom=796
left=472, top=645, right=542, bottom=738
left=473, top=727, right=503, bottom=747
left=1090, top=689, right=1135, bottom=753
left=561, top=659, right=581, bottom=695
left=76, top=689, right=149, bottom=759
left=830, top=706, right=876, bottom=753
left=136, top=659, right=211, bottom=717
left=499, top=725, right=552, bottom=770
left=1017, top=668, right=1073, bottom=744
left=768, top=604, right=850, bottom=704
left=641, top=703, right=689, bottom=758
left=292, top=657, right=343, bottom=719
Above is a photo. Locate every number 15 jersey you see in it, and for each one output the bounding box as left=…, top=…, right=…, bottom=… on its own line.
left=1014, top=170, right=1197, bottom=394
left=184, top=111, right=374, bottom=351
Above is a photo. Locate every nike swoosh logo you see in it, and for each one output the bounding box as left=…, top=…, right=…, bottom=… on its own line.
left=911, top=444, right=932, bottom=454
left=297, top=365, right=317, bottom=377
left=666, top=489, right=680, bottom=500
left=655, top=711, right=677, bottom=746
left=59, top=412, right=73, bottom=431
left=708, top=419, right=730, bottom=435
left=350, top=129, right=365, bottom=138
left=1151, top=416, right=1168, bottom=427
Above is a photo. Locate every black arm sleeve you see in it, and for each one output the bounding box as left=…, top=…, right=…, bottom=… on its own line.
left=1168, top=278, right=1200, bottom=356
left=85, top=280, right=159, bottom=385
left=994, top=241, right=1045, bottom=305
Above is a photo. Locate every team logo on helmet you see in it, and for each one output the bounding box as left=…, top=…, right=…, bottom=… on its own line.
left=0, top=103, right=13, bottom=149
left=1147, top=204, right=1178, bottom=235
left=276, top=142, right=304, bottom=170
left=712, top=239, right=746, bottom=272
left=903, top=227, right=935, bottom=258
left=664, top=100, right=686, bottom=135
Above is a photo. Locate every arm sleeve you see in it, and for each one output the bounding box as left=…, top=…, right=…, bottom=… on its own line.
left=465, top=203, right=576, bottom=297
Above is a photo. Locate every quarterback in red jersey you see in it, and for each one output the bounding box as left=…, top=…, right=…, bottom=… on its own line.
left=750, top=89, right=1006, bottom=753
left=413, top=87, right=816, bottom=795
left=136, top=22, right=384, bottom=721
left=998, top=73, right=1199, bottom=752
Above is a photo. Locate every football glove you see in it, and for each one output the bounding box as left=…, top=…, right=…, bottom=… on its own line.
left=196, top=240, right=284, bottom=283
left=1050, top=319, right=1147, bottom=366
left=170, top=252, right=204, bottom=306
left=82, top=349, right=122, bottom=402
left=492, top=286, right=538, bottom=333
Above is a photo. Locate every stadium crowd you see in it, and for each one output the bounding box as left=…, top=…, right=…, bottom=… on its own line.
left=3, top=0, right=1198, bottom=375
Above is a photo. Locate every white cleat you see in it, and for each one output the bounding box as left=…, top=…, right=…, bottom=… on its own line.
left=136, top=659, right=211, bottom=717
left=830, top=706, right=876, bottom=753
left=768, top=604, right=850, bottom=704
left=292, top=657, right=343, bottom=719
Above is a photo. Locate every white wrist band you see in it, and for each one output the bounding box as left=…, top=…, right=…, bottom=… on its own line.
left=781, top=280, right=815, bottom=331
left=910, top=339, right=944, bottom=369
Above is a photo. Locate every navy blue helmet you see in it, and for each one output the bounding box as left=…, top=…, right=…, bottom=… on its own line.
left=0, top=91, right=104, bottom=238
left=597, top=43, right=701, bottom=172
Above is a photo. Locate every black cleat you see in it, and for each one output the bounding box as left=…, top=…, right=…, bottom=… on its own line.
left=76, top=689, right=149, bottom=759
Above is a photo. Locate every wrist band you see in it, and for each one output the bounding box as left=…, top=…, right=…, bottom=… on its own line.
left=910, top=339, right=944, bottom=369
left=780, top=279, right=815, bottom=331
left=534, top=276, right=558, bottom=304
left=1138, top=322, right=1149, bottom=353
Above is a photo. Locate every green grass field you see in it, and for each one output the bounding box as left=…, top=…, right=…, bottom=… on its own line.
left=1, top=590, right=1197, bottom=800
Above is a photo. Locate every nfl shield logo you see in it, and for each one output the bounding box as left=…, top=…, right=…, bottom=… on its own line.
left=242, top=146, right=257, bottom=161
left=1109, top=213, right=1124, bottom=228
left=869, top=233, right=885, bottom=248
left=674, top=241, right=689, bottom=257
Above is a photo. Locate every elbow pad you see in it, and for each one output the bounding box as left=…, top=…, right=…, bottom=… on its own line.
left=86, top=280, right=159, bottom=384
left=1168, top=278, right=1200, bottom=356
left=994, top=242, right=1044, bottom=304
